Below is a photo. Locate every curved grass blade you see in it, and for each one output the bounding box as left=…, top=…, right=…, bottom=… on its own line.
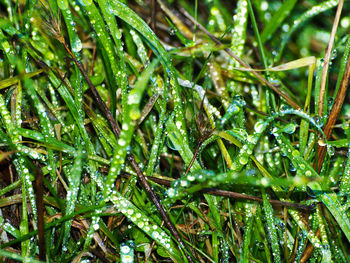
left=0, top=214, right=20, bottom=238
left=230, top=56, right=316, bottom=72
left=340, top=146, right=350, bottom=196
left=333, top=36, right=350, bottom=97
left=20, top=177, right=29, bottom=258
left=25, top=77, right=57, bottom=179
left=16, top=128, right=75, bottom=154
left=47, top=71, right=104, bottom=188
left=104, top=59, right=158, bottom=197
left=275, top=0, right=338, bottom=62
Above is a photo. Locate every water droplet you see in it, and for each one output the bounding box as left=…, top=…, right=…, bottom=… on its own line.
left=327, top=145, right=335, bottom=156
left=313, top=116, right=323, bottom=127
left=187, top=174, right=195, bottom=181
left=289, top=163, right=296, bottom=172
left=239, top=156, right=249, bottom=165
left=331, top=49, right=337, bottom=60
left=283, top=123, right=297, bottom=134
left=169, top=28, right=176, bottom=36
left=271, top=49, right=278, bottom=57
left=167, top=188, right=176, bottom=198
left=327, top=97, right=334, bottom=108
left=121, top=244, right=130, bottom=254
left=280, top=104, right=292, bottom=111
left=292, top=150, right=300, bottom=157
left=129, top=109, right=140, bottom=120
left=254, top=121, right=265, bottom=133
left=282, top=24, right=290, bottom=32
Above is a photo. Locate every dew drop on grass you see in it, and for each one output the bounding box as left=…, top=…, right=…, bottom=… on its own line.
left=180, top=180, right=188, bottom=187
left=261, top=1, right=269, bottom=11
left=331, top=49, right=337, bottom=60
left=283, top=123, right=297, bottom=134
left=327, top=145, right=335, bottom=156
left=313, top=116, right=323, bottom=127
left=280, top=104, right=292, bottom=111
left=169, top=27, right=176, bottom=36
left=152, top=231, right=160, bottom=238
left=72, top=39, right=82, bottom=53
left=120, top=243, right=130, bottom=253
left=129, top=109, right=140, bottom=120
left=292, top=150, right=300, bottom=157
left=327, top=97, right=334, bottom=108
left=187, top=174, right=195, bottom=181
left=239, top=155, right=249, bottom=165
left=282, top=24, right=290, bottom=32
left=166, top=188, right=176, bottom=198
left=289, top=163, right=296, bottom=172
left=254, top=121, right=265, bottom=133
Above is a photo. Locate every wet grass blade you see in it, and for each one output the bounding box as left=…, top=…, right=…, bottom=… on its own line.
left=260, top=0, right=297, bottom=43
left=104, top=59, right=158, bottom=196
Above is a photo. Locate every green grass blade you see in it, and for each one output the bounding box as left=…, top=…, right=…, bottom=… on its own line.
left=104, top=59, right=158, bottom=196
left=110, top=192, right=183, bottom=261
left=260, top=0, right=297, bottom=43
left=275, top=0, right=338, bottom=62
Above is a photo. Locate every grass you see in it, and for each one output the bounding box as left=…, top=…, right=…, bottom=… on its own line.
left=0, top=0, right=350, bottom=262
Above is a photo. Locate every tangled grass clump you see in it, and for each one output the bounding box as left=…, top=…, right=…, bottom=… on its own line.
left=0, top=0, right=350, bottom=262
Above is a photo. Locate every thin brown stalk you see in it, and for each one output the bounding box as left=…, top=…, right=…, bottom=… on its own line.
left=317, top=52, right=350, bottom=171
left=318, top=0, right=344, bottom=117
left=180, top=8, right=301, bottom=110
left=151, top=0, right=156, bottom=33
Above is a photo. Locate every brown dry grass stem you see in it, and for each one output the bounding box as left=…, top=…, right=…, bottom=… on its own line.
left=317, top=50, right=350, bottom=171
left=318, top=0, right=344, bottom=117
left=34, top=166, right=46, bottom=261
